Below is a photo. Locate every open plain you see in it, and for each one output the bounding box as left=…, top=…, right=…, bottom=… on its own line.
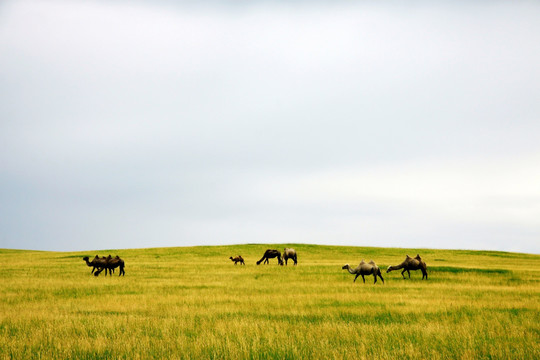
left=1, top=244, right=539, bottom=359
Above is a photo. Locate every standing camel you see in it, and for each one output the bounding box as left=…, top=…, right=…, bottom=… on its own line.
left=256, top=249, right=283, bottom=265
left=229, top=256, right=245, bottom=265
left=83, top=256, right=110, bottom=275
left=82, top=255, right=103, bottom=274
left=386, top=254, right=428, bottom=280
left=83, top=255, right=125, bottom=276
left=342, top=260, right=384, bottom=284
left=283, top=248, right=298, bottom=266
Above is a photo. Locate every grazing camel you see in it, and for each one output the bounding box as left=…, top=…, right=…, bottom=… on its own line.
left=229, top=256, right=245, bottom=265
left=386, top=254, right=428, bottom=280
left=342, top=260, right=384, bottom=284
left=283, top=248, right=297, bottom=266
left=256, top=249, right=283, bottom=265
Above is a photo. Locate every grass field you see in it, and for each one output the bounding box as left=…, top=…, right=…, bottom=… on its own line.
left=0, top=244, right=539, bottom=359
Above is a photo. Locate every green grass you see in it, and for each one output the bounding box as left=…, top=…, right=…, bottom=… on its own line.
left=0, top=244, right=539, bottom=359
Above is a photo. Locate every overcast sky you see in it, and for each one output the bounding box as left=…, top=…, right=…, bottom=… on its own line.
left=1, top=0, right=539, bottom=253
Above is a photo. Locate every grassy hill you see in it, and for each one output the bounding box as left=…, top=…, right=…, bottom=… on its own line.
left=1, top=244, right=539, bottom=359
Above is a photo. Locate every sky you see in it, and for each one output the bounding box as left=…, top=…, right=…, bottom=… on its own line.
left=1, top=0, right=539, bottom=253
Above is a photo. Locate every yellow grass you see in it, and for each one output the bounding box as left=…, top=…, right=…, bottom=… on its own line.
left=0, top=244, right=539, bottom=359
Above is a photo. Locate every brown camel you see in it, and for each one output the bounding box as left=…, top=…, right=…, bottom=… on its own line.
left=283, top=248, right=297, bottom=266
left=83, top=255, right=110, bottom=275
left=342, top=260, right=384, bottom=284
left=256, top=249, right=283, bottom=265
left=84, top=255, right=125, bottom=276
left=229, top=256, right=245, bottom=265
left=82, top=254, right=103, bottom=274
left=386, top=254, right=428, bottom=280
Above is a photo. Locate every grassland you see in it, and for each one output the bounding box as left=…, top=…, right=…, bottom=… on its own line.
left=0, top=244, right=539, bottom=359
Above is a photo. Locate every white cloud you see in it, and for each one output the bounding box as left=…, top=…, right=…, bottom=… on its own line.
left=1, top=0, right=539, bottom=252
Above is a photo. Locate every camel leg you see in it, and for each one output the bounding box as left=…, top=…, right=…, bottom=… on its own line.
left=354, top=274, right=359, bottom=282
left=407, top=270, right=411, bottom=279
left=401, top=269, right=406, bottom=279
left=373, top=274, right=377, bottom=284
left=294, top=256, right=297, bottom=265
left=379, top=272, right=385, bottom=284
left=362, top=275, right=365, bottom=283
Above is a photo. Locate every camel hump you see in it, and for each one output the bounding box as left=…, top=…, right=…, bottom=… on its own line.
left=406, top=254, right=411, bottom=259
left=415, top=254, right=422, bottom=260
left=369, top=260, right=376, bottom=265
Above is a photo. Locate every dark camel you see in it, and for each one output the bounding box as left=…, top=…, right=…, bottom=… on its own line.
left=256, top=249, right=283, bottom=265
left=82, top=255, right=104, bottom=274
left=283, top=248, right=297, bottom=266
left=229, top=256, right=245, bottom=265
left=83, top=255, right=125, bottom=276
left=342, top=260, right=384, bottom=284
left=83, top=255, right=110, bottom=275
left=386, top=254, right=428, bottom=280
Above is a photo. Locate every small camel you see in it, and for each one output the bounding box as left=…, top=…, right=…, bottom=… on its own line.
left=256, top=249, right=283, bottom=265
left=386, top=254, right=428, bottom=280
left=229, top=256, right=245, bottom=265
left=342, top=260, right=384, bottom=284
left=283, top=248, right=297, bottom=266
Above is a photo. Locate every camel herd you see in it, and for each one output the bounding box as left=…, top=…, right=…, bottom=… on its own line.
left=240, top=249, right=427, bottom=284
left=341, top=255, right=428, bottom=284
left=83, top=255, right=125, bottom=276
left=251, top=248, right=298, bottom=266
left=81, top=248, right=428, bottom=283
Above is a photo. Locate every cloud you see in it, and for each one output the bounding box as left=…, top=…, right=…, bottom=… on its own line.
left=0, top=0, right=539, bottom=252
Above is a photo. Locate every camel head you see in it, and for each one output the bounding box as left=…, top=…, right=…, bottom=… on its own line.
left=229, top=257, right=233, bottom=260
left=83, top=256, right=89, bottom=261
left=386, top=265, right=394, bottom=273
left=342, top=264, right=350, bottom=270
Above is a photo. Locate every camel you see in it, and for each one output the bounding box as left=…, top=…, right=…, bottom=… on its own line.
left=256, top=249, right=283, bottom=265
left=229, top=256, right=245, bottom=265
left=342, top=260, right=384, bottom=284
left=386, top=254, right=428, bottom=280
left=83, top=255, right=125, bottom=276
left=105, top=255, right=125, bottom=276
left=283, top=248, right=297, bottom=266
left=83, top=255, right=110, bottom=275
left=82, top=254, right=102, bottom=274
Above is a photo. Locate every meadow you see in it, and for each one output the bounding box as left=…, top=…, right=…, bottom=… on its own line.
left=0, top=244, right=539, bottom=359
